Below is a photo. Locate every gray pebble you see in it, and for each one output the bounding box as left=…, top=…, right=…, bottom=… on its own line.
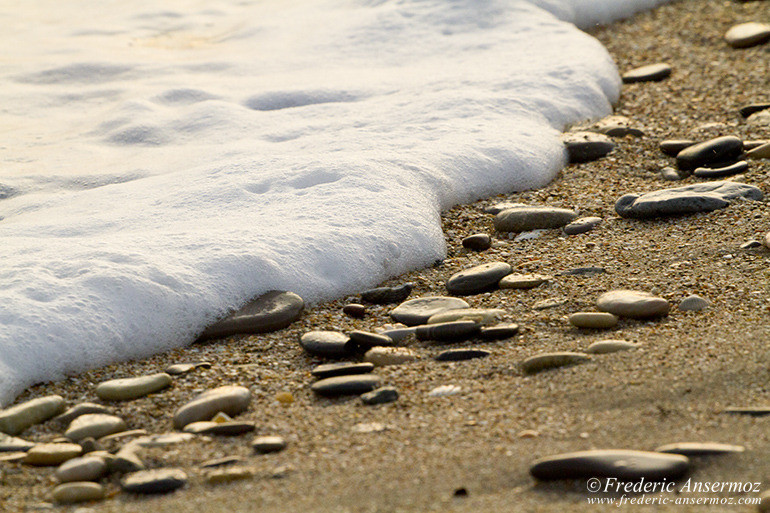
left=53, top=403, right=112, bottom=428
left=415, top=320, right=481, bottom=342
left=349, top=330, right=396, bottom=349
left=655, top=442, right=745, bottom=456
left=65, top=414, right=127, bottom=443
left=660, top=139, right=695, bottom=156
left=597, top=290, right=670, bottom=319
left=530, top=449, right=688, bottom=481
left=563, top=216, right=602, bottom=235
left=585, top=339, right=639, bottom=354
left=660, top=167, right=682, bottom=181
left=435, top=349, right=491, bottom=362
left=311, top=375, right=382, bottom=397
left=311, top=362, right=375, bottom=379
left=95, top=373, right=172, bottom=401
left=461, top=233, right=492, bottom=251
left=678, top=294, right=710, bottom=311
left=725, top=22, right=770, bottom=48
left=299, top=331, right=354, bottom=357
left=561, top=131, right=615, bottom=163
left=251, top=436, right=287, bottom=454
left=520, top=352, right=590, bottom=374
left=494, top=206, right=578, bottom=232
left=390, top=296, right=470, bottom=326
left=568, top=312, right=618, bottom=329
left=55, top=455, right=108, bottom=483
left=621, top=63, right=672, bottom=83
left=172, top=386, right=251, bottom=429
left=360, top=283, right=412, bottom=304
left=676, top=136, right=743, bottom=172
left=446, top=262, right=512, bottom=295
left=52, top=482, right=104, bottom=504
left=479, top=323, right=520, bottom=340
left=0, top=432, right=35, bottom=452
left=360, top=387, right=399, bottom=405
left=693, top=161, right=748, bottom=179
left=199, top=290, right=304, bottom=340
left=121, top=468, right=188, bottom=494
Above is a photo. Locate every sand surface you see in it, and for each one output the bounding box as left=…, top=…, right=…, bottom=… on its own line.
left=3, top=0, right=770, bottom=511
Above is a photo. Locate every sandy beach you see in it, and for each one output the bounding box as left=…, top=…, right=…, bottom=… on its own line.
left=2, top=0, right=770, bottom=511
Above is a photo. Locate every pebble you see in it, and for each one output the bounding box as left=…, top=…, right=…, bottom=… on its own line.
left=435, top=349, right=491, bottom=362
left=493, top=206, right=578, bottom=233
left=342, top=303, right=366, bottom=318
left=54, top=456, right=108, bottom=483
left=499, top=274, right=551, bottom=289
left=621, top=63, right=672, bottom=83
left=165, top=362, right=212, bottom=376
left=741, top=239, right=762, bottom=250
left=615, top=181, right=763, bottom=218
left=568, top=312, right=618, bottom=329
left=479, top=323, right=520, bottom=340
left=513, top=229, right=546, bottom=241
left=130, top=433, right=196, bottom=448
left=446, top=262, right=512, bottom=295
left=98, top=429, right=148, bottom=445
left=121, top=468, right=188, bottom=494
left=693, top=161, right=748, bottom=179
left=251, top=436, right=287, bottom=454
left=722, top=406, right=770, bottom=416
left=52, top=482, right=104, bottom=504
left=183, top=421, right=256, bottom=436
left=348, top=330, right=396, bottom=349
left=390, top=296, right=470, bottom=326
left=0, top=395, right=65, bottom=436
left=740, top=103, right=770, bottom=119
left=747, top=142, right=770, bottom=160
left=530, top=449, right=689, bottom=481
left=95, top=373, right=172, bottom=401
left=299, top=331, right=354, bottom=357
left=109, top=449, right=145, bottom=473
left=24, top=443, right=82, bottom=466
left=561, top=131, right=616, bottom=163
left=676, top=136, right=743, bottom=172
left=364, top=347, right=418, bottom=367
left=65, top=414, right=127, bottom=443
left=53, top=403, right=112, bottom=428
left=747, top=110, right=770, bottom=129
left=0, top=452, right=26, bottom=462
left=483, top=202, right=526, bottom=215
left=311, top=375, right=382, bottom=397
left=597, top=290, right=670, bottom=319
left=428, top=385, right=462, bottom=397
left=311, top=362, right=375, bottom=379
left=461, top=233, right=492, bottom=251
left=587, top=115, right=644, bottom=137
left=379, top=326, right=416, bottom=343
left=200, top=456, right=245, bottom=469
left=654, top=442, right=745, bottom=456
left=558, top=266, right=606, bottom=276
left=725, top=22, right=770, bottom=48
left=661, top=166, right=681, bottom=181
left=173, top=385, right=252, bottom=429
left=532, top=298, right=567, bottom=310
left=563, top=216, right=601, bottom=235
left=352, top=422, right=387, bottom=433
left=585, top=340, right=639, bottom=354
left=659, top=139, right=695, bottom=156
left=360, top=283, right=412, bottom=304
left=520, top=352, right=590, bottom=374
left=0, top=432, right=35, bottom=452
left=360, top=386, right=399, bottom=405
left=427, top=308, right=505, bottom=325
left=205, top=466, right=256, bottom=484
left=415, top=320, right=481, bottom=342
left=198, top=290, right=304, bottom=339
left=678, top=294, right=710, bottom=311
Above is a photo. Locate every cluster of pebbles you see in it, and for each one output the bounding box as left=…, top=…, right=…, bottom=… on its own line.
left=1, top=4, right=770, bottom=511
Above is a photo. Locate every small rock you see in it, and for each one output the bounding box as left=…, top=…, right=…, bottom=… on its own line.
left=55, top=456, right=108, bottom=483
left=65, top=414, right=127, bottom=443
left=24, top=443, right=82, bottom=466
left=299, top=331, right=354, bottom=357
left=747, top=142, right=770, bottom=160
left=514, top=229, right=546, bottom=241
left=428, top=385, right=462, bottom=397
left=461, top=233, right=492, bottom=251
left=98, top=429, right=148, bottom=446
left=479, top=323, right=520, bottom=340
left=654, top=442, right=745, bottom=456
left=518, top=429, right=540, bottom=439
left=520, top=352, right=590, bottom=374
left=660, top=139, right=695, bottom=156
left=52, top=482, right=104, bottom=504
left=200, top=456, right=245, bottom=469
left=165, top=362, right=212, bottom=376
left=747, top=110, right=770, bottom=129
left=348, top=330, right=396, bottom=349
left=739, top=104, right=770, bottom=119
left=568, top=312, right=618, bottom=329
left=352, top=422, right=387, bottom=433
left=744, top=140, right=769, bottom=151
left=121, top=469, right=188, bottom=494
left=427, top=308, right=505, bottom=326
left=446, top=262, right=512, bottom=295
left=435, top=349, right=491, bottom=362
left=205, top=466, right=256, bottom=485
left=183, top=421, right=256, bottom=436
left=360, top=387, right=399, bottom=405
left=0, top=395, right=66, bottom=436
left=311, top=362, right=375, bottom=379
left=131, top=433, right=196, bottom=448
left=621, top=63, right=672, bottom=83
left=390, top=296, right=470, bottom=326
left=360, top=283, right=412, bottom=304
left=342, top=303, right=366, bottom=318
left=0, top=432, right=35, bottom=452
left=563, top=216, right=602, bottom=235
left=660, top=167, right=682, bottom=181
left=693, top=161, right=748, bottom=179
left=499, top=274, right=551, bottom=289
left=678, top=294, right=710, bottom=311
left=725, top=22, right=770, bottom=48
left=364, top=347, right=418, bottom=367
left=597, top=290, right=670, bottom=319
left=585, top=340, right=639, bottom=354
left=483, top=202, right=526, bottom=215
left=587, top=115, right=644, bottom=137
left=558, top=266, right=606, bottom=277
left=379, top=327, right=416, bottom=343
left=415, top=320, right=481, bottom=342
left=676, top=136, right=744, bottom=172
left=311, top=375, right=382, bottom=397
left=741, top=239, right=762, bottom=249
left=53, top=403, right=112, bottom=428
left=561, top=131, right=616, bottom=163
left=199, top=290, right=304, bottom=340
left=251, top=436, right=287, bottom=454
left=173, top=386, right=251, bottom=429
left=109, top=449, right=145, bottom=474
left=722, top=407, right=770, bottom=416
left=494, top=206, right=578, bottom=232
left=95, top=373, right=172, bottom=401
left=530, top=449, right=689, bottom=481
left=532, top=298, right=567, bottom=310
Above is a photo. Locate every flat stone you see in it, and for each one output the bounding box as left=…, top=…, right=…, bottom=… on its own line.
left=483, top=202, right=526, bottom=215
left=24, top=443, right=82, bottom=466
left=747, top=142, right=770, bottom=159
left=299, top=331, right=354, bottom=357
left=676, top=136, right=744, bottom=172
left=348, top=330, right=396, bottom=349
left=494, top=206, right=578, bottom=233
left=360, top=283, right=412, bottom=304
left=530, top=450, right=689, bottom=481
left=173, top=386, right=251, bottom=429
left=95, top=373, right=172, bottom=401
left=130, top=433, right=196, bottom=448
left=98, top=429, right=148, bottom=445
left=479, top=323, right=520, bottom=340
left=53, top=403, right=112, bottom=428
left=199, top=290, right=304, bottom=340
left=499, top=274, right=551, bottom=289
left=462, top=233, right=492, bottom=251
left=745, top=140, right=769, bottom=151
left=380, top=326, right=416, bottom=343
left=0, top=432, right=35, bottom=452
left=52, top=482, right=104, bottom=504
left=520, top=352, right=590, bottom=374
left=65, top=414, right=127, bottom=442
left=740, top=104, right=770, bottom=119
left=165, top=362, right=212, bottom=376
left=364, top=347, right=418, bottom=367
left=514, top=229, right=546, bottom=241
left=435, top=349, right=491, bottom=362
left=360, top=387, right=399, bottom=405
left=660, top=167, right=681, bottom=181
left=428, top=385, right=462, bottom=397
left=558, top=266, right=606, bottom=277
left=342, top=303, right=366, bottom=318
left=747, top=110, right=770, bottom=129
left=585, top=340, right=639, bottom=354
left=311, top=362, right=375, bottom=379
left=446, top=262, right=512, bottom=296
left=741, top=239, right=763, bottom=249
left=654, top=442, right=745, bottom=456
left=587, top=116, right=644, bottom=137
left=563, top=216, right=602, bottom=235
left=183, top=421, right=255, bottom=436
left=693, top=161, right=748, bottom=178
left=722, top=406, right=770, bottom=416
left=678, top=294, right=710, bottom=311
left=0, top=395, right=65, bottom=435
left=725, top=22, right=770, bottom=48
left=568, top=312, right=618, bottom=329
left=205, top=466, right=256, bottom=484
left=200, top=456, right=245, bottom=469
left=532, top=298, right=567, bottom=310
left=597, top=290, right=670, bottom=319
left=109, top=449, right=145, bottom=473
left=390, top=296, right=470, bottom=326
left=660, top=139, right=696, bottom=157
left=427, top=308, right=505, bottom=326
left=0, top=452, right=26, bottom=462
left=251, top=436, right=287, bottom=454
left=55, top=455, right=108, bottom=483
left=615, top=181, right=763, bottom=218
left=121, top=468, right=188, bottom=494
left=311, top=375, right=382, bottom=397
left=621, top=63, right=672, bottom=83
left=415, top=320, right=481, bottom=342
left=561, top=131, right=615, bottom=163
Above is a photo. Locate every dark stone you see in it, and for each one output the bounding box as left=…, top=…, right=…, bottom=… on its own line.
left=693, top=161, right=748, bottom=178
left=739, top=104, right=770, bottom=119
left=311, top=362, right=375, bottom=379
left=479, top=323, right=520, bottom=340
left=530, top=450, right=689, bottom=481
left=462, top=233, right=492, bottom=251
left=199, top=456, right=245, bottom=468
left=520, top=352, right=590, bottom=374
left=722, top=407, right=770, bottom=416
left=435, top=349, right=491, bottom=362
left=558, top=266, right=606, bottom=276
left=390, top=296, right=470, bottom=326
left=184, top=421, right=256, bottom=436
left=299, top=331, right=354, bottom=357
left=360, top=387, right=399, bottom=405
left=655, top=442, right=745, bottom=456
left=563, top=217, right=601, bottom=235
left=251, top=436, right=287, bottom=454
left=445, top=262, right=512, bottom=296
left=342, top=303, right=366, bottom=318
left=415, top=321, right=481, bottom=342
left=348, top=330, right=396, bottom=349
left=621, top=63, right=672, bottom=83
left=165, top=362, right=212, bottom=376
left=660, top=139, right=696, bottom=157
left=494, top=206, right=578, bottom=232
left=311, top=375, right=382, bottom=397
left=360, top=283, right=412, bottom=304
left=562, top=131, right=615, bottom=163
left=676, top=136, right=743, bottom=172
left=199, top=290, right=304, bottom=340
left=121, top=469, right=188, bottom=494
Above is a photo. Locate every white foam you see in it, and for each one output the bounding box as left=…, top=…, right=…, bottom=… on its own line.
left=0, top=0, right=668, bottom=406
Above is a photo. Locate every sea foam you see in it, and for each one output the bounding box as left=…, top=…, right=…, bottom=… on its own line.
left=0, top=0, right=669, bottom=405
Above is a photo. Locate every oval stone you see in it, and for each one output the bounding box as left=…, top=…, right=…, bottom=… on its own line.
left=311, top=362, right=375, bottom=379
left=205, top=466, right=256, bottom=484
left=585, top=340, right=639, bottom=354
left=427, top=308, right=505, bottom=325
left=52, top=482, right=104, bottom=504
left=0, top=432, right=35, bottom=452
left=95, top=373, right=172, bottom=401
left=676, top=136, right=743, bottom=172
left=621, top=63, right=672, bottom=83
left=479, top=323, right=520, bottom=340
left=568, top=312, right=618, bottom=329
left=360, top=283, right=412, bottom=304
left=24, top=443, right=82, bottom=466
left=461, top=233, right=492, bottom=251
left=360, top=387, right=399, bottom=405
left=199, top=290, right=304, bottom=340
left=173, top=386, right=251, bottom=429
left=183, top=421, right=255, bottom=436
left=415, top=320, right=481, bottom=342
left=494, top=206, right=578, bottom=233
left=342, top=303, right=366, bottom=318
left=53, top=403, right=112, bottom=428
left=520, top=352, right=590, bottom=374
left=693, top=161, right=748, bottom=179
left=165, top=362, right=212, bottom=376
left=121, top=468, right=188, bottom=494
left=678, top=294, right=710, bottom=311
left=364, top=347, right=418, bottom=367
left=390, top=296, right=470, bottom=326
left=435, top=349, right=491, bottom=362
left=55, top=455, right=108, bottom=483
left=563, top=216, right=602, bottom=235
left=446, top=262, right=512, bottom=295
left=499, top=274, right=551, bottom=289
left=561, top=131, right=616, bottom=163
left=0, top=395, right=65, bottom=436
left=311, top=375, right=382, bottom=397
left=660, top=139, right=696, bottom=157
left=654, top=442, right=745, bottom=456
left=348, top=330, right=396, bottom=349
left=740, top=104, right=770, bottom=119
left=251, top=435, right=287, bottom=454
left=530, top=450, right=689, bottom=481
left=65, top=414, right=127, bottom=442
left=725, top=22, right=770, bottom=49
left=588, top=115, right=644, bottom=137
left=299, top=331, right=353, bottom=357
left=597, top=290, right=670, bottom=319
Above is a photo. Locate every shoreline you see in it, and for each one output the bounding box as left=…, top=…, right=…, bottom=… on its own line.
left=3, top=0, right=770, bottom=511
